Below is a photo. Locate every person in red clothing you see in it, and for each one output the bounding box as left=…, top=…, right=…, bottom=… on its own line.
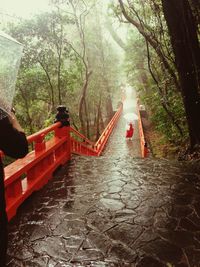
left=0, top=110, right=28, bottom=267
left=126, top=123, right=134, bottom=139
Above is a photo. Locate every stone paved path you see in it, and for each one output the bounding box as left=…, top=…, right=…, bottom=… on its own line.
left=6, top=92, right=200, bottom=267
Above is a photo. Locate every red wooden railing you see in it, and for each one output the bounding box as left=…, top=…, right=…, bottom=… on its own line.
left=70, top=127, right=97, bottom=156
left=4, top=124, right=71, bottom=220
left=3, top=103, right=123, bottom=220
left=70, top=104, right=123, bottom=156
left=95, top=105, right=123, bottom=156
left=137, top=102, right=148, bottom=158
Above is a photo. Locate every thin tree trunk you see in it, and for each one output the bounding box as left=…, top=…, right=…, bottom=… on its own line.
left=106, top=94, right=114, bottom=120
left=137, top=61, right=149, bottom=94
left=78, top=71, right=92, bottom=135
left=94, top=6, right=114, bottom=119
left=57, top=51, right=62, bottom=105
left=38, top=60, right=55, bottom=110
left=145, top=39, right=184, bottom=137
left=70, top=0, right=92, bottom=137
left=99, top=108, right=105, bottom=130
left=95, top=96, right=102, bottom=141
left=18, top=87, right=34, bottom=135
left=105, top=17, right=127, bottom=50
left=84, top=99, right=90, bottom=139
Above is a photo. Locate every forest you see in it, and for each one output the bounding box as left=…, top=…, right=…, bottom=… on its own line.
left=1, top=0, right=200, bottom=159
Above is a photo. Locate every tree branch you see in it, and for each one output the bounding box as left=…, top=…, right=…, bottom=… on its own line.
left=117, top=0, right=180, bottom=91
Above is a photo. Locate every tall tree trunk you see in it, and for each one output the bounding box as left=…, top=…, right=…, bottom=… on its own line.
left=19, top=87, right=34, bottom=135
left=161, top=0, right=200, bottom=147
left=137, top=61, right=149, bottom=94
left=57, top=51, right=62, bottom=105
left=99, top=108, right=105, bottom=130
left=105, top=17, right=127, bottom=51
left=106, top=93, right=114, bottom=120
left=84, top=99, right=90, bottom=139
left=79, top=71, right=92, bottom=136
left=95, top=97, right=102, bottom=141
left=94, top=6, right=114, bottom=120
left=38, top=60, right=55, bottom=110
left=69, top=0, right=92, bottom=138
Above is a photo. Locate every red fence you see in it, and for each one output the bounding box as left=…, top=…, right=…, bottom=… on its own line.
left=70, top=104, right=123, bottom=156
left=70, top=127, right=97, bottom=156
left=3, top=103, right=123, bottom=220
left=95, top=105, right=123, bottom=156
left=4, top=124, right=71, bottom=220
left=137, top=102, right=148, bottom=158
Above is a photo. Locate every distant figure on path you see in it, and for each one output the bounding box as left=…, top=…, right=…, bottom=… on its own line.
left=126, top=123, right=134, bottom=139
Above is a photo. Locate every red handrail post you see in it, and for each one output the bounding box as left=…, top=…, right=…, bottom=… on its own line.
left=55, top=126, right=71, bottom=162
left=137, top=99, right=148, bottom=158
left=34, top=134, right=46, bottom=152
left=144, top=142, right=148, bottom=157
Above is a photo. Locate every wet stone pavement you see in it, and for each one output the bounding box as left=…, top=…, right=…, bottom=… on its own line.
left=6, top=116, right=200, bottom=267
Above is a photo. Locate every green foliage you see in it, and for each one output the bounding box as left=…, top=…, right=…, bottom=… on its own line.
left=143, top=87, right=188, bottom=144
